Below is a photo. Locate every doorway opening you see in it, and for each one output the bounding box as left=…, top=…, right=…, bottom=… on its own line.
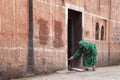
left=68, top=9, right=83, bottom=69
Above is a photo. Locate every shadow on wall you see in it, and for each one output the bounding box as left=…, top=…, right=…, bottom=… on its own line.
left=53, top=20, right=64, bottom=48
left=27, top=0, right=34, bottom=75
left=38, top=18, right=49, bottom=45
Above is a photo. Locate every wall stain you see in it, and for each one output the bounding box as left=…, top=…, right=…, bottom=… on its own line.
left=27, top=0, right=34, bottom=74
left=53, top=20, right=64, bottom=48
left=38, top=18, right=49, bottom=45
left=112, top=27, right=120, bottom=44
left=85, top=30, right=89, bottom=36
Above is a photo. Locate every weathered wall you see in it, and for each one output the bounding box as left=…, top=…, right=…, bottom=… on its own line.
left=83, top=0, right=120, bottom=66
left=109, top=0, right=120, bottom=65
left=33, top=0, right=66, bottom=74
left=0, top=0, right=28, bottom=79
left=0, top=0, right=120, bottom=79
left=0, top=0, right=66, bottom=79
left=109, top=22, right=120, bottom=65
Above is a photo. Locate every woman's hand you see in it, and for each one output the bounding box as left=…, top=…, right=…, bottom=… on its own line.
left=68, top=56, right=74, bottom=60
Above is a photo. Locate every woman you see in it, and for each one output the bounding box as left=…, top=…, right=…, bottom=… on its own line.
left=68, top=40, right=97, bottom=71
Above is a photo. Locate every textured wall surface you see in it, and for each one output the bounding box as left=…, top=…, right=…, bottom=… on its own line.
left=0, top=0, right=120, bottom=79
left=0, top=0, right=28, bottom=79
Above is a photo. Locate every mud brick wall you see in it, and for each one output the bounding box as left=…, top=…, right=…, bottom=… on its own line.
left=0, top=0, right=66, bottom=79
left=0, top=0, right=120, bottom=79
left=0, top=0, right=28, bottom=79
left=33, top=0, right=66, bottom=75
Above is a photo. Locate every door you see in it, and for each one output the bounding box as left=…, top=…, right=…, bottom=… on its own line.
left=68, top=9, right=82, bottom=68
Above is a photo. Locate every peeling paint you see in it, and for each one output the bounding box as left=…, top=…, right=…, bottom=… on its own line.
left=38, top=18, right=49, bottom=45
left=53, top=20, right=64, bottom=48
left=112, top=27, right=120, bottom=44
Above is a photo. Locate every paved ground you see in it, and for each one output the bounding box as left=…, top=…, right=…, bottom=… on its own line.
left=12, top=65, right=120, bottom=80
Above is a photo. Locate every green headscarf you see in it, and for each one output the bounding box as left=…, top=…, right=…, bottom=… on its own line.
left=78, top=40, right=90, bottom=49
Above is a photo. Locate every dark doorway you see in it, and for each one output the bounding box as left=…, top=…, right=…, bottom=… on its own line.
left=68, top=9, right=82, bottom=69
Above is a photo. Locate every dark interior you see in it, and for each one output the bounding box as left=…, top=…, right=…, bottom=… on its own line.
left=68, top=9, right=82, bottom=68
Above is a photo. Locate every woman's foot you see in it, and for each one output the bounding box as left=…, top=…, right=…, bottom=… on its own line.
left=92, top=67, right=96, bottom=71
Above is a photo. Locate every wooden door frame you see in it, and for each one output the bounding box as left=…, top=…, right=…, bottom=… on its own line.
left=65, top=3, right=84, bottom=68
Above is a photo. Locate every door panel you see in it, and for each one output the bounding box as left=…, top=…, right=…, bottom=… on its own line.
left=68, top=9, right=82, bottom=68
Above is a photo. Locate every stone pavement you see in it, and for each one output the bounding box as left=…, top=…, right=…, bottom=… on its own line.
left=12, top=65, right=120, bottom=80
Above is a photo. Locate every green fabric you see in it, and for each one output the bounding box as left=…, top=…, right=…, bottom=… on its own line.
left=73, top=48, right=81, bottom=58
left=74, top=40, right=97, bottom=67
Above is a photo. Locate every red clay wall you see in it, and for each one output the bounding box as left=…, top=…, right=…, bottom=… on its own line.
left=0, top=0, right=28, bottom=79
left=0, top=0, right=120, bottom=79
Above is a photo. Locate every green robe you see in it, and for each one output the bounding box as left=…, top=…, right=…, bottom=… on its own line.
left=74, top=40, right=97, bottom=67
